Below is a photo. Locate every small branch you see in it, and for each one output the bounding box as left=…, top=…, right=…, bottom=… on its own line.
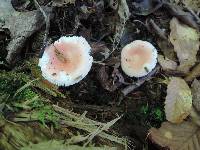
left=185, top=7, right=200, bottom=24
left=118, top=66, right=160, bottom=105
left=147, top=19, right=167, bottom=40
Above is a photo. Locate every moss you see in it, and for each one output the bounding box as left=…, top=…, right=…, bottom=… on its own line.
left=16, top=88, right=37, bottom=101
left=37, top=106, right=59, bottom=128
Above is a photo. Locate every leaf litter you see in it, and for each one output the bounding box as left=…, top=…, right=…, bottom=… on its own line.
left=1, top=0, right=200, bottom=149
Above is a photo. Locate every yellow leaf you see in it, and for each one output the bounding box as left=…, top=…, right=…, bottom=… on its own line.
left=169, top=18, right=199, bottom=73
left=165, top=77, right=192, bottom=123
left=158, top=54, right=177, bottom=71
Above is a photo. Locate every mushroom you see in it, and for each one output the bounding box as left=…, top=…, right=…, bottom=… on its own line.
left=121, top=40, right=157, bottom=77
left=38, top=36, right=93, bottom=86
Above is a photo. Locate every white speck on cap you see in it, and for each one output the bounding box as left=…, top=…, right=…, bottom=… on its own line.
left=121, top=40, right=157, bottom=77
left=38, top=36, right=93, bottom=86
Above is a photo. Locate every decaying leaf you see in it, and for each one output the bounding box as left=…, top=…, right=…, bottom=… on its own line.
left=149, top=121, right=200, bottom=150
left=157, top=39, right=176, bottom=61
left=0, top=0, right=15, bottom=27
left=163, top=2, right=199, bottom=29
left=112, top=0, right=130, bottom=51
left=165, top=77, right=192, bottom=123
left=118, top=0, right=130, bottom=21
left=170, top=18, right=200, bottom=73
left=191, top=79, right=200, bottom=111
left=185, top=64, right=200, bottom=82
left=96, top=66, right=121, bottom=92
left=5, top=7, right=52, bottom=64
left=91, top=42, right=110, bottom=62
left=158, top=55, right=177, bottom=71
left=1, top=0, right=52, bottom=64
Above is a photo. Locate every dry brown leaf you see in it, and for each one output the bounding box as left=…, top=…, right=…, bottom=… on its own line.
left=165, top=77, right=192, bottom=123
left=158, top=55, right=177, bottom=71
left=157, top=39, right=176, bottom=61
left=170, top=18, right=199, bottom=73
left=185, top=64, right=200, bottom=82
left=149, top=121, right=200, bottom=150
left=191, top=79, right=200, bottom=111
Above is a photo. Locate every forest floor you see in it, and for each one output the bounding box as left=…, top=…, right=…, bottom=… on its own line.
left=0, top=0, right=200, bottom=150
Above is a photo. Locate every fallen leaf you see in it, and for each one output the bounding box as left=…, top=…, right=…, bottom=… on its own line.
left=191, top=79, right=200, bottom=111
left=127, top=0, right=163, bottom=16
left=158, top=54, right=177, bottom=71
left=118, top=0, right=130, bottom=21
left=170, top=18, right=199, bottom=73
left=157, top=39, right=176, bottom=61
left=163, top=2, right=199, bottom=29
left=185, top=64, right=200, bottom=82
left=6, top=7, right=52, bottom=64
left=0, top=0, right=15, bottom=27
left=149, top=121, right=200, bottom=150
left=165, top=77, right=192, bottom=123
left=1, top=0, right=52, bottom=64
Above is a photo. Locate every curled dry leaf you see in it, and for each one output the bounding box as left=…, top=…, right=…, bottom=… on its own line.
left=191, top=79, right=200, bottom=111
left=170, top=18, right=200, bottom=73
left=158, top=54, right=177, bottom=71
left=165, top=77, right=192, bottom=123
left=149, top=121, right=200, bottom=150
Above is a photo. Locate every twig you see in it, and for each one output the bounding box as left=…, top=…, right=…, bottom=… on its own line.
left=118, top=66, right=160, bottom=105
left=185, top=7, right=200, bottom=24
left=147, top=19, right=167, bottom=40
left=33, top=0, right=50, bottom=58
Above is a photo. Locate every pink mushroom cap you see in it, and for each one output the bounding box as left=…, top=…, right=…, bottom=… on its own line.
left=38, top=36, right=93, bottom=86
left=121, top=40, right=157, bottom=77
